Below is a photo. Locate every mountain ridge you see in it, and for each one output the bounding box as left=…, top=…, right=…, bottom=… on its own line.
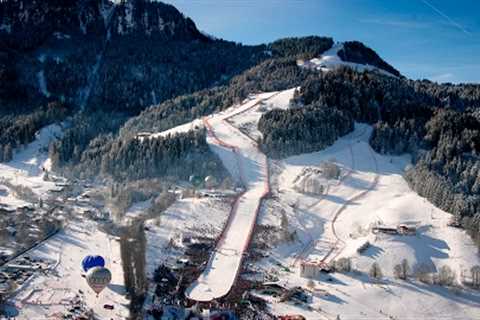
left=0, top=0, right=207, bottom=50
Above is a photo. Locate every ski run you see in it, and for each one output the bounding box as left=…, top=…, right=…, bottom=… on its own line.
left=186, top=92, right=278, bottom=301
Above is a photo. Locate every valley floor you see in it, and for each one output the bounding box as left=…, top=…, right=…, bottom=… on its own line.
left=12, top=219, right=129, bottom=320
left=0, top=122, right=129, bottom=319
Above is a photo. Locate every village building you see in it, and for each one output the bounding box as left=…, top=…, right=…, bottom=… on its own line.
left=397, top=224, right=416, bottom=235
left=372, top=224, right=417, bottom=236
left=299, top=260, right=330, bottom=278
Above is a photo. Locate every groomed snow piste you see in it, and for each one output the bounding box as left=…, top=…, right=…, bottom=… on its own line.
left=184, top=92, right=280, bottom=301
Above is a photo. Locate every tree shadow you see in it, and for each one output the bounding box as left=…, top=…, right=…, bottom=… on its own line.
left=319, top=273, right=348, bottom=286
left=362, top=244, right=384, bottom=258
left=55, top=231, right=88, bottom=249
left=341, top=175, right=371, bottom=190
left=417, top=282, right=480, bottom=307
left=322, top=194, right=347, bottom=204
left=318, top=292, right=346, bottom=304
left=345, top=271, right=393, bottom=287
left=108, top=283, right=127, bottom=295
left=390, top=225, right=449, bottom=272
left=394, top=279, right=480, bottom=308
left=346, top=271, right=480, bottom=308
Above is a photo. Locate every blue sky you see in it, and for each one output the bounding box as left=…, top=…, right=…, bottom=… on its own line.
left=165, top=0, right=479, bottom=83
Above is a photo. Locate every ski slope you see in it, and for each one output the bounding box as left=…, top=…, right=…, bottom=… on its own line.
left=255, top=123, right=480, bottom=320
left=185, top=92, right=277, bottom=301
left=298, top=42, right=396, bottom=77
left=0, top=123, right=64, bottom=197
left=227, top=88, right=296, bottom=141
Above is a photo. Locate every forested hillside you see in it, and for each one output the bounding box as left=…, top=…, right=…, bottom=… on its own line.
left=0, top=0, right=272, bottom=164
left=49, top=36, right=335, bottom=180
left=1, top=0, right=478, bottom=247
left=290, top=68, right=480, bottom=245
left=338, top=41, right=400, bottom=77
left=52, top=128, right=226, bottom=182
left=258, top=103, right=354, bottom=158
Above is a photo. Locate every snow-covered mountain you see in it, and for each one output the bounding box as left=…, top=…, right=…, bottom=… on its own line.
left=298, top=42, right=400, bottom=77
left=0, top=1, right=479, bottom=319
left=0, top=0, right=206, bottom=49
left=0, top=0, right=261, bottom=114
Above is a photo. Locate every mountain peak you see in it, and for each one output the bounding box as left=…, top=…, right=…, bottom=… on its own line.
left=0, top=0, right=206, bottom=50
left=109, top=0, right=206, bottom=40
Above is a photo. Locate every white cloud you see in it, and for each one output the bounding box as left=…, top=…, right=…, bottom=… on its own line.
left=358, top=18, right=430, bottom=29
left=429, top=73, right=454, bottom=83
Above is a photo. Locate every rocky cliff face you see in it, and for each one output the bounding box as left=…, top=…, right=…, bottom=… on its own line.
left=0, top=0, right=109, bottom=49
left=0, top=0, right=261, bottom=113
left=111, top=0, right=206, bottom=41
left=0, top=0, right=206, bottom=50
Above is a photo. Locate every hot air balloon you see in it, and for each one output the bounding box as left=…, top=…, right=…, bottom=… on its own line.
left=86, top=266, right=112, bottom=295
left=204, top=175, right=217, bottom=189
left=189, top=175, right=203, bottom=188
left=82, top=255, right=106, bottom=272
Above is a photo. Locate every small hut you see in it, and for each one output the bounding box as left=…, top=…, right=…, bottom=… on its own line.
left=372, top=226, right=398, bottom=235
left=300, top=260, right=330, bottom=278
left=397, top=224, right=416, bottom=235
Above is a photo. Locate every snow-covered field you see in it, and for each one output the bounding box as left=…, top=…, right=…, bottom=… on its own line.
left=13, top=218, right=129, bottom=320
left=0, top=123, right=64, bottom=198
left=256, top=122, right=480, bottom=320
left=144, top=197, right=231, bottom=277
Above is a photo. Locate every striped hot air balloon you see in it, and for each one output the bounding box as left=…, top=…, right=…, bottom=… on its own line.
left=86, top=266, right=112, bottom=295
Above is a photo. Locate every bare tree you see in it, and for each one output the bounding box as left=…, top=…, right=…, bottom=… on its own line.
left=369, top=262, right=383, bottom=279
left=148, top=191, right=176, bottom=217
left=334, top=257, right=352, bottom=273
left=321, top=161, right=341, bottom=179
left=307, top=279, right=315, bottom=290
left=471, top=265, right=480, bottom=287
left=220, top=176, right=233, bottom=190
left=120, top=221, right=147, bottom=317
left=280, top=210, right=291, bottom=242
left=393, top=258, right=410, bottom=280
left=436, top=265, right=456, bottom=286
